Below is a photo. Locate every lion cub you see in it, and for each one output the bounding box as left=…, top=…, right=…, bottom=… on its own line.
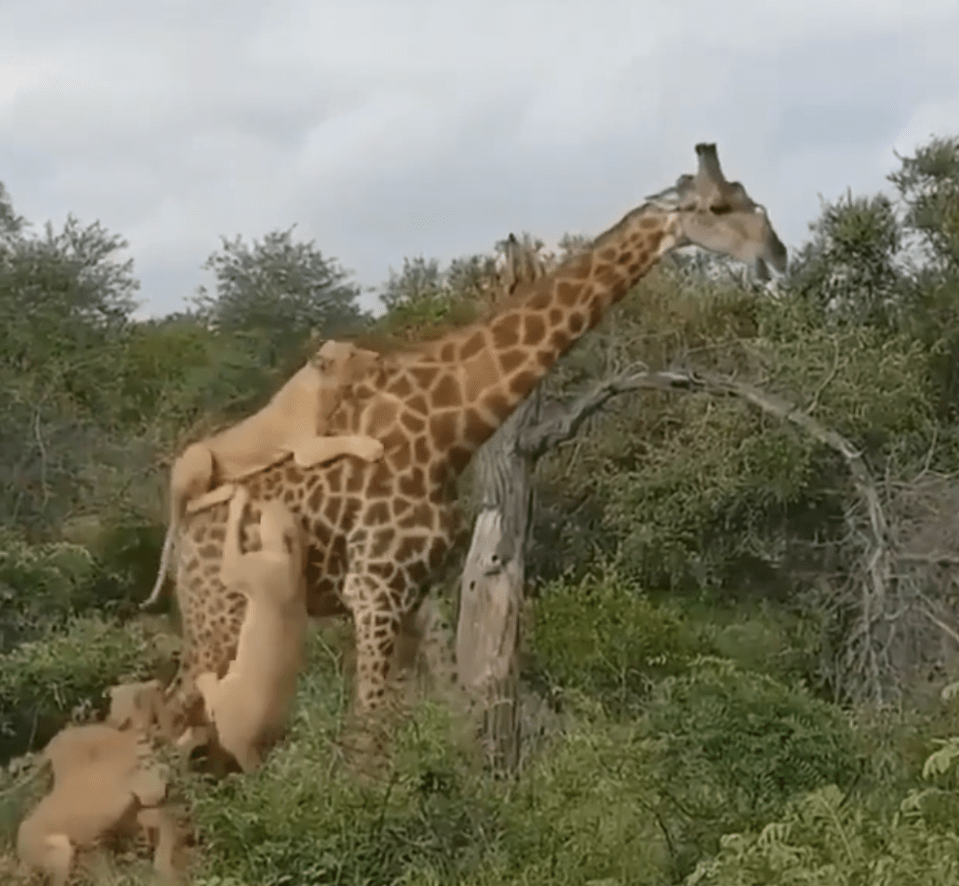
left=182, top=485, right=308, bottom=772
left=18, top=681, right=181, bottom=885
left=143, top=338, right=386, bottom=608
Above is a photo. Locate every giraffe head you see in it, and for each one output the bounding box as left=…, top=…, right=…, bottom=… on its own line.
left=646, top=142, right=788, bottom=280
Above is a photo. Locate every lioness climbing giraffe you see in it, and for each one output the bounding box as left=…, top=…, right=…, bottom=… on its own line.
left=143, top=339, right=386, bottom=609
left=165, top=143, right=788, bottom=747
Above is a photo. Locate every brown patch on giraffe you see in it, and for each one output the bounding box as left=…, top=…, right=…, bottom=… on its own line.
left=410, top=365, right=440, bottom=389
left=639, top=216, right=659, bottom=230
left=323, top=496, right=342, bottom=525
left=645, top=230, right=664, bottom=253
left=325, top=463, right=344, bottom=493
left=314, top=521, right=333, bottom=547
left=568, top=312, right=585, bottom=334
left=599, top=247, right=617, bottom=261
left=368, top=561, right=397, bottom=582
left=365, top=500, right=390, bottom=524
left=498, top=349, right=526, bottom=374
left=282, top=463, right=305, bottom=485
left=406, top=561, right=429, bottom=585
left=407, top=394, right=429, bottom=415
left=484, top=390, right=512, bottom=422
left=439, top=342, right=457, bottom=362
left=399, top=467, right=427, bottom=498
left=587, top=296, right=605, bottom=327
left=345, top=464, right=365, bottom=493
left=398, top=501, right=434, bottom=530
left=365, top=461, right=393, bottom=498
left=428, top=411, right=458, bottom=450
left=597, top=265, right=618, bottom=288
left=509, top=370, right=538, bottom=399
left=428, top=543, right=449, bottom=572
left=395, top=536, right=426, bottom=562
left=549, top=307, right=563, bottom=325
left=379, top=426, right=406, bottom=453
left=557, top=281, right=579, bottom=307
left=306, top=483, right=325, bottom=514
left=619, top=250, right=635, bottom=264
left=459, top=330, right=486, bottom=360
left=628, top=261, right=643, bottom=276
left=430, top=373, right=461, bottom=409
left=522, top=314, right=547, bottom=345
left=535, top=349, right=553, bottom=369
left=341, top=497, right=362, bottom=529
left=370, top=529, right=393, bottom=559
left=388, top=438, right=412, bottom=471
left=491, top=313, right=521, bottom=347
left=400, top=410, right=426, bottom=434
left=386, top=374, right=414, bottom=398
left=413, top=435, right=431, bottom=464
left=448, top=444, right=472, bottom=474
left=550, top=328, right=572, bottom=352
left=392, top=497, right=412, bottom=517
left=464, top=407, right=493, bottom=444
left=528, top=290, right=550, bottom=310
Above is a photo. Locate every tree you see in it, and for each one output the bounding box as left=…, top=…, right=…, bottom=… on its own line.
left=191, top=226, right=369, bottom=367
left=0, top=186, right=142, bottom=534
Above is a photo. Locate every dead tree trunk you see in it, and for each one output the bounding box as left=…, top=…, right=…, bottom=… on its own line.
left=455, top=390, right=541, bottom=774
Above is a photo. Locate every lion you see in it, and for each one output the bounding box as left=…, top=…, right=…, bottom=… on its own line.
left=141, top=338, right=387, bottom=609
left=18, top=684, right=182, bottom=885
left=176, top=486, right=308, bottom=772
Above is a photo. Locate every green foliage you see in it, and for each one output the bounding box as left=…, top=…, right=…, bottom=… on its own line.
left=640, top=659, right=861, bottom=873
left=529, top=563, right=697, bottom=712
left=187, top=633, right=674, bottom=886
left=0, top=615, right=166, bottom=760
left=191, top=226, right=368, bottom=366
left=788, top=191, right=905, bottom=329
left=688, top=785, right=959, bottom=886
left=0, top=536, right=100, bottom=651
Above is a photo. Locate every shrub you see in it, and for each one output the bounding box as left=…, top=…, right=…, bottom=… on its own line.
left=528, top=563, right=698, bottom=712
left=0, top=537, right=101, bottom=651
left=641, top=658, right=862, bottom=876
left=688, top=785, right=959, bottom=886
left=187, top=631, right=676, bottom=886
left=0, top=615, right=169, bottom=761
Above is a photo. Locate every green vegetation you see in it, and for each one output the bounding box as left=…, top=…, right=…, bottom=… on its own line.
left=3, top=138, right=959, bottom=883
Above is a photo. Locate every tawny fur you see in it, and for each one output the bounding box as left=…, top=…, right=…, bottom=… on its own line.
left=178, top=486, right=308, bottom=772
left=105, top=678, right=177, bottom=739
left=18, top=688, right=181, bottom=885
left=143, top=339, right=386, bottom=608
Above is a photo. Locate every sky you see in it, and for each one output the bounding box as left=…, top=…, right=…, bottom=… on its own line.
left=2, top=0, right=958, bottom=319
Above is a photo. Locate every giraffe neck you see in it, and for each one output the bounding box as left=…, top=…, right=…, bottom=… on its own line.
left=337, top=203, right=680, bottom=479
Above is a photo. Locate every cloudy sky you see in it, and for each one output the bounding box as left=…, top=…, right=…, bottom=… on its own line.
left=2, top=0, right=957, bottom=318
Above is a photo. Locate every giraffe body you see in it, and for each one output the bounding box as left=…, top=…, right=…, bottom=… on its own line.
left=165, top=143, right=788, bottom=735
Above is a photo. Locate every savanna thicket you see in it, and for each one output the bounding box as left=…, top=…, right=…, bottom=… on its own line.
left=4, top=137, right=959, bottom=885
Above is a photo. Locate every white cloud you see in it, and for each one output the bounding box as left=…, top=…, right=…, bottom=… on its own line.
left=1, top=0, right=958, bottom=317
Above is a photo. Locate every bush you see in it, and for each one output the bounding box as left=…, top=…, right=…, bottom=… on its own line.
left=0, top=615, right=170, bottom=761
left=688, top=785, right=959, bottom=886
left=528, top=563, right=699, bottom=713
left=641, top=658, right=862, bottom=876
left=187, top=629, right=676, bottom=886
left=0, top=536, right=101, bottom=651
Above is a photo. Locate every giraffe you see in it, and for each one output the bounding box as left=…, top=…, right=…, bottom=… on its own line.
left=164, top=142, right=788, bottom=747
